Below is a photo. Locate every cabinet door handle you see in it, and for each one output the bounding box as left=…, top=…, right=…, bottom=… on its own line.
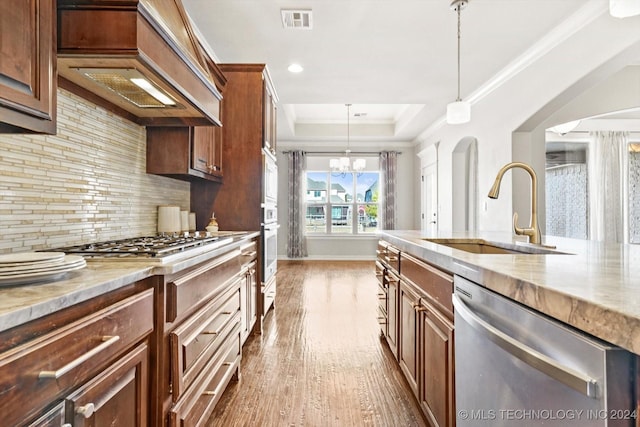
left=38, top=335, right=120, bottom=379
left=412, top=302, right=427, bottom=312
left=76, top=402, right=96, bottom=419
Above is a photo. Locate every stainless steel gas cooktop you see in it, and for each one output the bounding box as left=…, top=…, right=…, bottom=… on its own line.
left=54, top=233, right=238, bottom=264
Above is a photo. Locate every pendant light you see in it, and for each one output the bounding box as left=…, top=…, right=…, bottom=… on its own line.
left=609, top=0, right=640, bottom=18
left=330, top=104, right=366, bottom=172
left=446, top=0, right=471, bottom=125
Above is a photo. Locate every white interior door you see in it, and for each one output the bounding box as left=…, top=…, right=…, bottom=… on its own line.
left=422, top=163, right=438, bottom=233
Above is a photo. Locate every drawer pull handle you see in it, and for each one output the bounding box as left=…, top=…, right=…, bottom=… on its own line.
left=242, top=251, right=257, bottom=257
left=223, top=362, right=232, bottom=366
left=384, top=256, right=397, bottom=262
left=203, top=391, right=217, bottom=396
left=39, top=335, right=120, bottom=379
left=202, top=331, right=219, bottom=335
left=76, top=402, right=95, bottom=419
left=222, top=311, right=232, bottom=315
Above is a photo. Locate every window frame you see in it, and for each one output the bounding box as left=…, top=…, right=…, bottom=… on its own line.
left=304, top=170, right=379, bottom=236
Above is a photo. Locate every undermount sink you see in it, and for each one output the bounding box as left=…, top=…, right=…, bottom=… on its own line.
left=423, top=238, right=569, bottom=255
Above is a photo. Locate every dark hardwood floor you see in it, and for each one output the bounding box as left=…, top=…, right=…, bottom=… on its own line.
left=206, top=260, right=426, bottom=426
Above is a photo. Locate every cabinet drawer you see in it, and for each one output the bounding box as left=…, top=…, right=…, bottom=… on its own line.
left=27, top=402, right=66, bottom=427
left=169, top=324, right=241, bottom=427
left=167, top=249, right=241, bottom=322
left=375, top=260, right=385, bottom=286
left=0, top=289, right=153, bottom=427
left=401, top=253, right=453, bottom=318
left=377, top=242, right=400, bottom=273
left=170, top=278, right=242, bottom=401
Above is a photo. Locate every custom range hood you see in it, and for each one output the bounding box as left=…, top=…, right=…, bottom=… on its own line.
left=57, top=0, right=223, bottom=126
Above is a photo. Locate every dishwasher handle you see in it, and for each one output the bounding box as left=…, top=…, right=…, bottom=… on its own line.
left=453, top=294, right=598, bottom=398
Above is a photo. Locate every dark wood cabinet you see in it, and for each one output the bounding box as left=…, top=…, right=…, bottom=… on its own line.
left=192, top=126, right=223, bottom=177
left=376, top=242, right=400, bottom=358
left=378, top=240, right=456, bottom=427
left=65, top=343, right=149, bottom=427
left=192, top=64, right=278, bottom=334
left=420, top=302, right=454, bottom=427
left=192, top=63, right=278, bottom=231
left=147, top=125, right=223, bottom=182
left=155, top=244, right=246, bottom=426
left=399, top=280, right=420, bottom=395
left=263, top=82, right=277, bottom=155
left=0, top=0, right=56, bottom=134
left=0, top=282, right=154, bottom=427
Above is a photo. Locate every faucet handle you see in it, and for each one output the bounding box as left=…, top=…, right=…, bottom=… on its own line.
left=513, top=212, right=541, bottom=244
left=513, top=212, right=527, bottom=238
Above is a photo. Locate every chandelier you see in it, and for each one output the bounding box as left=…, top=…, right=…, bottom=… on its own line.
left=330, top=104, right=366, bottom=172
left=446, top=0, right=471, bottom=125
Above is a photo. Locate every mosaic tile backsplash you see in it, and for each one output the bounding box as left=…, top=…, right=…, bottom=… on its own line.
left=0, top=89, right=190, bottom=253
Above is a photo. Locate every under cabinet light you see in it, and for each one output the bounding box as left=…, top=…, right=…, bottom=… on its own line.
left=130, top=78, right=176, bottom=106
left=76, top=68, right=179, bottom=108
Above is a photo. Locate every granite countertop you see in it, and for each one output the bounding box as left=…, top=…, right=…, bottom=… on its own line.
left=0, top=231, right=259, bottom=333
left=379, top=230, right=640, bottom=356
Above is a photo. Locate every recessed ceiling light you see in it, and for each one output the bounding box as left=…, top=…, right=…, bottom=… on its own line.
left=288, top=64, right=304, bottom=73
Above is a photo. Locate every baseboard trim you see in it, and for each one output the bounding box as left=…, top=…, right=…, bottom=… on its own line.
left=278, top=255, right=376, bottom=261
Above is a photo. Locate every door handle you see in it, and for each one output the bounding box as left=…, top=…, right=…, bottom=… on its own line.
left=453, top=294, right=598, bottom=398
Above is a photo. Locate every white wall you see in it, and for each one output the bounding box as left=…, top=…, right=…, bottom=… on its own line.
left=276, top=141, right=414, bottom=260
left=415, top=10, right=640, bottom=236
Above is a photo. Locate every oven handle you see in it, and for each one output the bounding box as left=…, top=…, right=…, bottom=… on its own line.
left=452, top=294, right=598, bottom=398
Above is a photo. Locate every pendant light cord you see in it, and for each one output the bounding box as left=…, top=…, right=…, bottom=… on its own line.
left=456, top=4, right=461, bottom=102
left=346, top=103, right=351, bottom=154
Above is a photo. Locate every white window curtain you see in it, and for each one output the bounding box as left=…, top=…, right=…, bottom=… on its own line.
left=380, top=151, right=397, bottom=230
left=588, top=131, right=629, bottom=243
left=286, top=150, right=308, bottom=258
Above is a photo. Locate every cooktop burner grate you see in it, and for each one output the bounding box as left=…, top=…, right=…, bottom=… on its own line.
left=55, top=234, right=224, bottom=258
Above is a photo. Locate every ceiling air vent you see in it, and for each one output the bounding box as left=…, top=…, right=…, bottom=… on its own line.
left=281, top=9, right=313, bottom=29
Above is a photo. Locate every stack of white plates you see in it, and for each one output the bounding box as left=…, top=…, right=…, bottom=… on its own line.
left=0, top=252, right=86, bottom=286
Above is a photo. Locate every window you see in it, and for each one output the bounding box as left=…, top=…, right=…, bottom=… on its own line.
left=305, top=170, right=379, bottom=235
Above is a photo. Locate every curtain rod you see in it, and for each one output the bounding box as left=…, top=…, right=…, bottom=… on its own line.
left=281, top=150, right=402, bottom=155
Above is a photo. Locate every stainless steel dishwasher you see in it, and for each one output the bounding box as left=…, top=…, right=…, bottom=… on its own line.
left=453, top=275, right=636, bottom=427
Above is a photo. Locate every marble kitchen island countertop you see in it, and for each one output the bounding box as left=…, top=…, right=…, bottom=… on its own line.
left=379, top=230, right=640, bottom=355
